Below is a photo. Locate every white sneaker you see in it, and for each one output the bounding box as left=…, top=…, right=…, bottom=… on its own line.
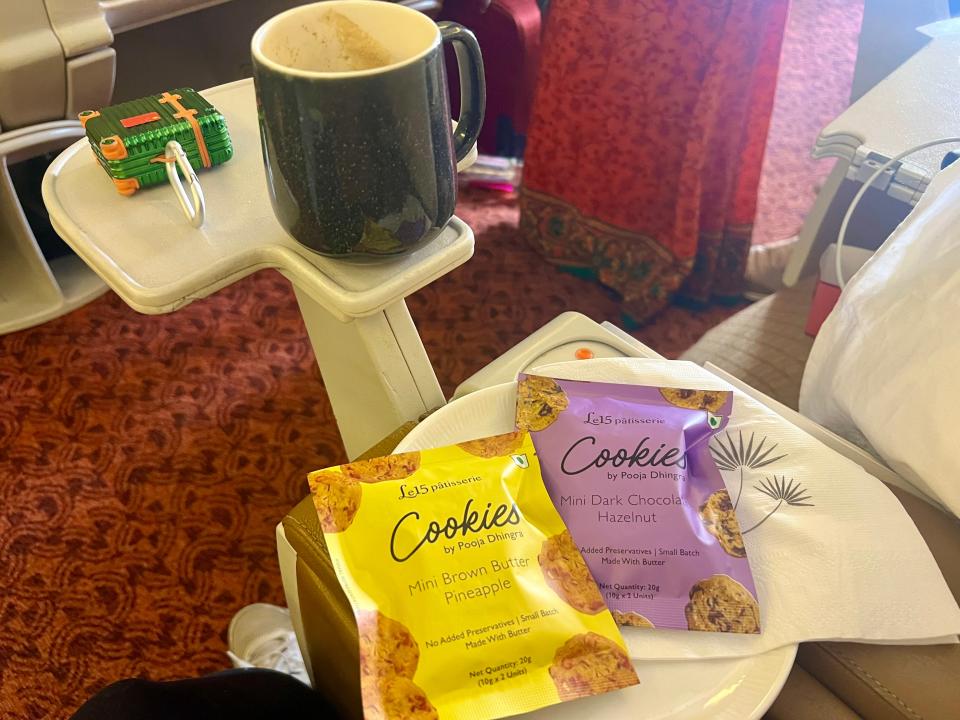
left=227, top=603, right=311, bottom=686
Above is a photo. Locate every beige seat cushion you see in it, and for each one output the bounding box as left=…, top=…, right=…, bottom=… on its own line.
left=797, top=641, right=960, bottom=720
left=681, top=277, right=816, bottom=411
left=765, top=665, right=859, bottom=720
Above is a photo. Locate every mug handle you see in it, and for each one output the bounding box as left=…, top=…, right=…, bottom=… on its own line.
left=439, top=22, right=485, bottom=163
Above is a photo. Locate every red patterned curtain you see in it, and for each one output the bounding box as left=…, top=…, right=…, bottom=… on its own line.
left=520, top=0, right=790, bottom=323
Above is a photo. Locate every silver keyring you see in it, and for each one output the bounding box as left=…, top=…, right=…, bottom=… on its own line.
left=164, top=140, right=205, bottom=228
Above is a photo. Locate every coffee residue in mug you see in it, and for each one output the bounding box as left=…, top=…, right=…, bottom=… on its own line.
left=297, top=11, right=395, bottom=72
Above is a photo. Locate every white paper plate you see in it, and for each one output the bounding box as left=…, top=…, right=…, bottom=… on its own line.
left=397, top=381, right=796, bottom=720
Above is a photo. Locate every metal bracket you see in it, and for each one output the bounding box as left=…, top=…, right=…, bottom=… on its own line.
left=848, top=150, right=898, bottom=190
left=847, top=147, right=930, bottom=204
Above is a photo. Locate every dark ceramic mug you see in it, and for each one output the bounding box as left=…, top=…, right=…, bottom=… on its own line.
left=251, top=0, right=484, bottom=258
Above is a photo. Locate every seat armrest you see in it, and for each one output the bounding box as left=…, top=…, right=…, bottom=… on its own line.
left=798, top=642, right=960, bottom=720
left=282, top=495, right=362, bottom=718
left=765, top=664, right=860, bottom=720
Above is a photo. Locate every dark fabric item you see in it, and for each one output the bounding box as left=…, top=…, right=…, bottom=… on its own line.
left=520, top=0, right=790, bottom=322
left=441, top=0, right=541, bottom=157
left=8, top=153, right=74, bottom=261
left=70, top=670, right=334, bottom=720
left=0, top=190, right=743, bottom=720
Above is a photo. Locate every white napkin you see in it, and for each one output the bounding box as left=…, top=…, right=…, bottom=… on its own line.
left=531, top=358, right=960, bottom=660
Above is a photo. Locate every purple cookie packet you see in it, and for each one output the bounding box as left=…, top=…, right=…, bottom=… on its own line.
left=517, top=374, right=761, bottom=634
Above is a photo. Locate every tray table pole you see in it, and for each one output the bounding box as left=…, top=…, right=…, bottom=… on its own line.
left=293, top=287, right=445, bottom=460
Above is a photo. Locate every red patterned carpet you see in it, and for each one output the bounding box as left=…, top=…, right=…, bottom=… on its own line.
left=0, top=190, right=742, bottom=719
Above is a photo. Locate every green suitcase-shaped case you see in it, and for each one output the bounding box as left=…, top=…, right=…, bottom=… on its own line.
left=79, top=88, right=233, bottom=195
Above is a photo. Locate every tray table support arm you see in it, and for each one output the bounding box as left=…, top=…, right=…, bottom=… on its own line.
left=293, top=286, right=445, bottom=460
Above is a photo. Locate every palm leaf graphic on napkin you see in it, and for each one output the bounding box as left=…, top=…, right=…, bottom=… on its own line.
left=742, top=475, right=815, bottom=534
left=710, top=431, right=788, bottom=509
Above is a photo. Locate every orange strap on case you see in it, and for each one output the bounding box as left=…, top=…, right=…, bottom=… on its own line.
left=121, top=111, right=162, bottom=128
left=158, top=92, right=212, bottom=168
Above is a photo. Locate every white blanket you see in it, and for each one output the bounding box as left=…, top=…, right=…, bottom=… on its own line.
left=800, top=158, right=960, bottom=517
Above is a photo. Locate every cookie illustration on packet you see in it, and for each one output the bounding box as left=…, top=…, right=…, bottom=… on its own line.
left=684, top=575, right=760, bottom=634
left=659, top=387, right=730, bottom=412
left=538, top=530, right=605, bottom=614
left=356, top=611, right=436, bottom=720
left=699, top=490, right=747, bottom=558
left=549, top=632, right=637, bottom=702
left=362, top=676, right=437, bottom=720
left=341, top=451, right=421, bottom=482
left=357, top=611, right=421, bottom=678
left=457, top=431, right=525, bottom=458
left=611, top=611, right=654, bottom=629
left=309, top=470, right=361, bottom=533
left=517, top=376, right=569, bottom=431
left=310, top=453, right=422, bottom=533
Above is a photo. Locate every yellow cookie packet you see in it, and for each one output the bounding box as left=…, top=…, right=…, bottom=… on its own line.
left=309, top=431, right=638, bottom=720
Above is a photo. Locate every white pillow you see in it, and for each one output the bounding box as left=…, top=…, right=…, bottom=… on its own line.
left=799, top=160, right=960, bottom=516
